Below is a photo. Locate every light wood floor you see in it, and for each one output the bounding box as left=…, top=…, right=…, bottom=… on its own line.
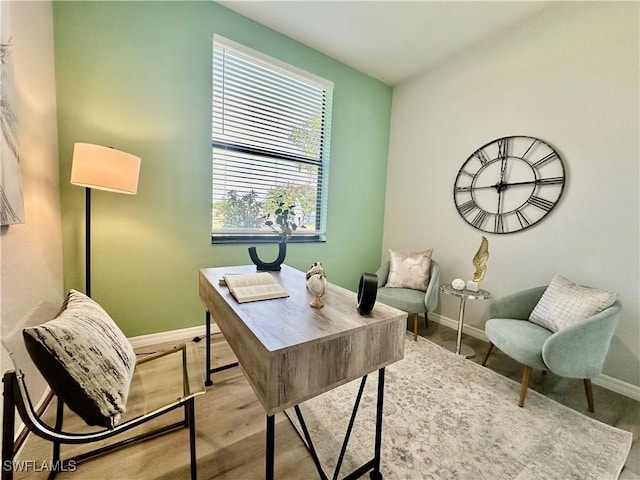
left=11, top=319, right=639, bottom=479
left=13, top=333, right=318, bottom=479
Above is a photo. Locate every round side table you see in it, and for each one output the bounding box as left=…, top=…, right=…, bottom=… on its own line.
left=439, top=283, right=491, bottom=358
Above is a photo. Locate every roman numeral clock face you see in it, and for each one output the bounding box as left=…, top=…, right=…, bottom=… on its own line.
left=454, top=136, right=566, bottom=234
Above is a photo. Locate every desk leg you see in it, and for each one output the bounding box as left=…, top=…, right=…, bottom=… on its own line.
left=266, top=414, right=275, bottom=480
left=371, top=367, right=385, bottom=480
left=204, top=310, right=239, bottom=387
left=344, top=369, right=385, bottom=480
left=205, top=311, right=213, bottom=386
left=295, top=370, right=385, bottom=480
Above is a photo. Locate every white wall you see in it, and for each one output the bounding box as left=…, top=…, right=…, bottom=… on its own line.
left=384, top=2, right=639, bottom=388
left=0, top=0, right=62, bottom=416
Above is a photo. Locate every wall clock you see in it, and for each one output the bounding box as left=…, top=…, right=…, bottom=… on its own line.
left=453, top=136, right=565, bottom=234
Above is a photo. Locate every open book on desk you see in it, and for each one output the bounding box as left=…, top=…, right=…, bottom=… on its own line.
left=223, top=272, right=289, bottom=303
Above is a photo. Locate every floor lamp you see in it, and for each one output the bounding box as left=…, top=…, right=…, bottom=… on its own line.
left=70, top=143, right=141, bottom=297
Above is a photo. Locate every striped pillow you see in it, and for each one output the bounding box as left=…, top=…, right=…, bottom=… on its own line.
left=529, top=275, right=617, bottom=332
left=23, top=290, right=136, bottom=428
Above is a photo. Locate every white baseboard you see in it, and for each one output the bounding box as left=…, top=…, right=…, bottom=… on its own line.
left=130, top=320, right=640, bottom=401
left=592, top=374, right=640, bottom=401
left=429, top=313, right=640, bottom=401
left=430, top=312, right=488, bottom=342
left=128, top=324, right=220, bottom=349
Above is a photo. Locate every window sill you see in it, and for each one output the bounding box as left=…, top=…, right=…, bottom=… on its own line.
left=211, top=234, right=326, bottom=245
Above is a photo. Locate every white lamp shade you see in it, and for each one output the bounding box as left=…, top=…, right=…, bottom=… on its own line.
left=71, top=143, right=141, bottom=194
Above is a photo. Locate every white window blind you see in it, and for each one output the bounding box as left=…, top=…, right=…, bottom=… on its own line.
left=211, top=35, right=333, bottom=242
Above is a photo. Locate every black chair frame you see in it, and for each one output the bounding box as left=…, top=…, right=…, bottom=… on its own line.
left=2, top=344, right=202, bottom=480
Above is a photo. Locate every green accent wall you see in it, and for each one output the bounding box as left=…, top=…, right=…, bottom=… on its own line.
left=54, top=1, right=392, bottom=337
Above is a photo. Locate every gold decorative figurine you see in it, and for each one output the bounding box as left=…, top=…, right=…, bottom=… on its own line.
left=468, top=236, right=489, bottom=291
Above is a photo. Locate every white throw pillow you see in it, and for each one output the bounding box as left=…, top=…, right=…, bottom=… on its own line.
left=529, top=275, right=617, bottom=332
left=385, top=249, right=432, bottom=291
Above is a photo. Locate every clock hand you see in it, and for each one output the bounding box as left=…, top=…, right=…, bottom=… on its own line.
left=502, top=179, right=542, bottom=187
left=474, top=179, right=546, bottom=191
left=499, top=157, right=507, bottom=183
left=495, top=189, right=505, bottom=233
left=497, top=137, right=509, bottom=183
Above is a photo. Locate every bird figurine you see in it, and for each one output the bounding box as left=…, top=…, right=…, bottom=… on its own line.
left=472, top=236, right=489, bottom=282
left=306, top=262, right=328, bottom=309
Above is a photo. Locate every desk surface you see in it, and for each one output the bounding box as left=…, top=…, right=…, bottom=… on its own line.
left=199, top=264, right=406, bottom=414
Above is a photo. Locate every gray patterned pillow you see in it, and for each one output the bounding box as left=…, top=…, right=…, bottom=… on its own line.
left=23, top=290, right=136, bottom=428
left=385, top=249, right=433, bottom=291
left=529, top=275, right=617, bottom=332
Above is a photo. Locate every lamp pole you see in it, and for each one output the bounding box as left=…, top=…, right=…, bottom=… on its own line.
left=85, top=187, right=92, bottom=298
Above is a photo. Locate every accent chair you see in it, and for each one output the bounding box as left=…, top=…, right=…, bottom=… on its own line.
left=482, top=282, right=620, bottom=412
left=2, top=290, right=205, bottom=480
left=375, top=259, right=440, bottom=341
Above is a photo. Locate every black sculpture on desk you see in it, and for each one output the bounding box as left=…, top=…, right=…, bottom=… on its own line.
left=357, top=272, right=378, bottom=315
left=250, top=196, right=296, bottom=271
left=248, top=242, right=287, bottom=271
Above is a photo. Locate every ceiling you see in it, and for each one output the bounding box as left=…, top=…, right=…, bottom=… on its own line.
left=218, top=1, right=551, bottom=85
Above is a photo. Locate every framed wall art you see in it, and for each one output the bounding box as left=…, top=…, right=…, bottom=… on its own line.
left=1, top=2, right=25, bottom=226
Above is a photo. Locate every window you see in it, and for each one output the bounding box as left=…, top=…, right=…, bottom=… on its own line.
left=211, top=35, right=333, bottom=243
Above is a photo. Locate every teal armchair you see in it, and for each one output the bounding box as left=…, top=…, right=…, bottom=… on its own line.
left=482, top=285, right=621, bottom=412
left=375, top=259, right=440, bottom=341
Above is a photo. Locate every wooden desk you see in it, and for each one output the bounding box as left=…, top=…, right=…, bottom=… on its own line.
left=199, top=264, right=405, bottom=479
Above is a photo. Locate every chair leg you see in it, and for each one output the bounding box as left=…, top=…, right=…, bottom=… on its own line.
left=424, top=311, right=429, bottom=330
left=584, top=379, right=595, bottom=413
left=52, top=397, right=64, bottom=468
left=2, top=372, right=17, bottom=480
left=481, top=343, right=494, bottom=366
left=187, top=398, right=197, bottom=480
left=412, top=313, right=418, bottom=341
left=519, top=366, right=532, bottom=408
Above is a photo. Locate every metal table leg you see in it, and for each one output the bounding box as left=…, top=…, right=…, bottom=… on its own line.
left=205, top=311, right=213, bottom=386
left=455, top=296, right=466, bottom=354
left=454, top=297, right=474, bottom=358
left=204, top=310, right=238, bottom=387
left=300, top=368, right=386, bottom=480
left=266, top=414, right=275, bottom=480
left=370, top=368, right=385, bottom=480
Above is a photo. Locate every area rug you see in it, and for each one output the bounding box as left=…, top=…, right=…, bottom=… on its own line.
left=286, top=334, right=632, bottom=480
